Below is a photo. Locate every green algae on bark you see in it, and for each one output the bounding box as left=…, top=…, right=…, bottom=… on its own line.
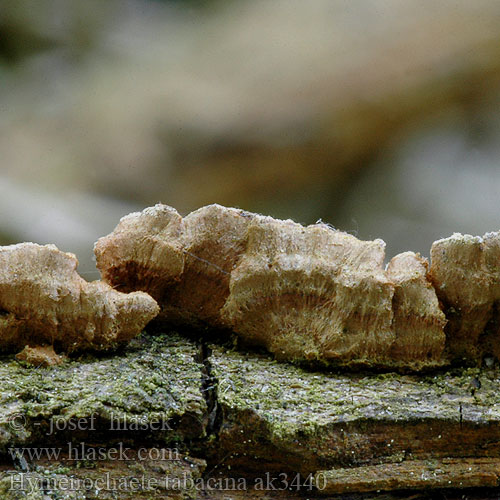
left=3, top=329, right=500, bottom=496
left=208, top=344, right=500, bottom=479
left=0, top=333, right=207, bottom=452
left=0, top=449, right=206, bottom=500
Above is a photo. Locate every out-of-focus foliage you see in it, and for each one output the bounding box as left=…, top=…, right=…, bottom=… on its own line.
left=1, top=0, right=500, bottom=276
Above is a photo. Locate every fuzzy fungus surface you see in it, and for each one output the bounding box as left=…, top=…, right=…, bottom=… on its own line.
left=430, top=231, right=500, bottom=364
left=0, top=243, right=159, bottom=355
left=96, top=204, right=449, bottom=371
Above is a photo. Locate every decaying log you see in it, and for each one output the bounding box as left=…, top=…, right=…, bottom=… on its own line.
left=0, top=333, right=207, bottom=500
left=0, top=333, right=207, bottom=454
left=3, top=204, right=500, bottom=497
left=316, top=459, right=500, bottom=493
left=208, top=344, right=500, bottom=481
left=1, top=333, right=500, bottom=498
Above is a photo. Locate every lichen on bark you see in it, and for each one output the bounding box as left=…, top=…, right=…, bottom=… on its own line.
left=1, top=330, right=500, bottom=496
left=0, top=333, right=207, bottom=453
left=5, top=205, right=500, bottom=496
left=208, top=343, right=500, bottom=485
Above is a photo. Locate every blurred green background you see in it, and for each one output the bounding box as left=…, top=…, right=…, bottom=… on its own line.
left=2, top=0, right=500, bottom=278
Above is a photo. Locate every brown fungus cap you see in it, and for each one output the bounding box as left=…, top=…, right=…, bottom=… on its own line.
left=96, top=204, right=451, bottom=371
left=430, top=231, right=500, bottom=363
left=0, top=243, right=159, bottom=354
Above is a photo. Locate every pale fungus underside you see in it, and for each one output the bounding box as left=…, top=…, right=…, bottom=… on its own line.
left=0, top=243, right=159, bottom=360
left=96, top=203, right=500, bottom=371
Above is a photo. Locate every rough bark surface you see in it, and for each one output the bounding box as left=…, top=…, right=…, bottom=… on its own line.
left=209, top=344, right=500, bottom=478
left=0, top=333, right=207, bottom=453
left=1, top=332, right=500, bottom=498
left=316, top=459, right=500, bottom=493
left=4, top=206, right=500, bottom=497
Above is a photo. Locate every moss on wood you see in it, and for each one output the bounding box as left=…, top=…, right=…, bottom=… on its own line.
left=0, top=333, right=207, bottom=452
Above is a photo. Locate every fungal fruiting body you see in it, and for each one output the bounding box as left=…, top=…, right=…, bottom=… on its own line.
left=95, top=204, right=448, bottom=371
left=15, top=345, right=65, bottom=367
left=95, top=204, right=251, bottom=329
left=222, top=218, right=397, bottom=367
left=224, top=228, right=447, bottom=370
left=430, top=232, right=500, bottom=363
left=0, top=243, right=160, bottom=357
left=386, top=252, right=446, bottom=363
left=6, top=206, right=498, bottom=371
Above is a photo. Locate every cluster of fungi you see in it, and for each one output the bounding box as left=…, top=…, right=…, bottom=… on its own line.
left=1, top=204, right=498, bottom=370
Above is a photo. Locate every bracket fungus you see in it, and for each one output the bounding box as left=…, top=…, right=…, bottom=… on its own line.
left=96, top=204, right=451, bottom=371
left=430, top=231, right=500, bottom=364
left=221, top=220, right=446, bottom=370
left=0, top=243, right=159, bottom=359
left=95, top=204, right=251, bottom=328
